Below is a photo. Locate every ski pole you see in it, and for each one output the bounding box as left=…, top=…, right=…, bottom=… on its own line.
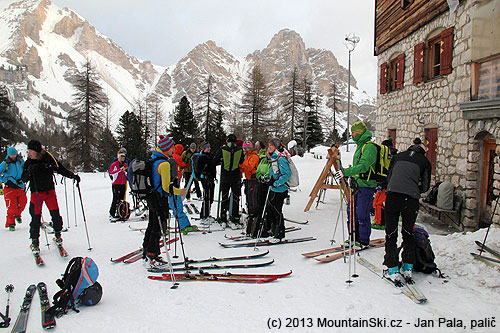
left=330, top=189, right=343, bottom=245
left=346, top=188, right=353, bottom=284
left=0, top=284, right=13, bottom=328
left=76, top=181, right=92, bottom=251
left=31, top=176, right=50, bottom=250
left=172, top=195, right=188, bottom=268
left=216, top=166, right=222, bottom=221
left=254, top=185, right=271, bottom=251
left=63, top=177, right=70, bottom=229
left=479, top=193, right=500, bottom=256
left=351, top=190, right=358, bottom=279
left=72, top=181, right=78, bottom=227
left=154, top=195, right=178, bottom=289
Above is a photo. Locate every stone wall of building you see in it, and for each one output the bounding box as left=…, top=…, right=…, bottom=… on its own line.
left=375, top=0, right=499, bottom=229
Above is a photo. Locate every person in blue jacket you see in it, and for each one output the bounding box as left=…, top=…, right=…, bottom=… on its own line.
left=0, top=147, right=27, bottom=230
left=266, top=138, right=291, bottom=243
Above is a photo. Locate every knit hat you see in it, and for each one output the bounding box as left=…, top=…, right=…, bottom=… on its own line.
left=27, top=140, right=42, bottom=152
left=119, top=147, right=127, bottom=153
left=350, top=121, right=367, bottom=135
left=226, top=134, right=237, bottom=143
left=158, top=135, right=174, bottom=152
left=269, top=138, right=282, bottom=149
left=189, top=143, right=197, bottom=150
left=242, top=141, right=253, bottom=149
left=200, top=142, right=210, bottom=151
left=6, top=147, right=18, bottom=156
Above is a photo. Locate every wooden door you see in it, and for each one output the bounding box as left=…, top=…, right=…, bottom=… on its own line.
left=480, top=136, right=497, bottom=221
left=425, top=128, right=438, bottom=175
left=388, top=129, right=396, bottom=148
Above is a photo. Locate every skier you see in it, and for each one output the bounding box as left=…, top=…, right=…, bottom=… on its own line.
left=173, top=144, right=188, bottom=181
left=21, top=140, right=80, bottom=254
left=383, top=137, right=431, bottom=283
left=334, top=121, right=378, bottom=249
left=196, top=142, right=216, bottom=223
left=213, top=134, right=244, bottom=228
left=181, top=143, right=202, bottom=200
left=266, top=138, right=291, bottom=243
left=249, top=140, right=271, bottom=237
left=0, top=147, right=27, bottom=230
left=239, top=141, right=259, bottom=230
left=108, top=147, right=129, bottom=178
left=108, top=151, right=128, bottom=222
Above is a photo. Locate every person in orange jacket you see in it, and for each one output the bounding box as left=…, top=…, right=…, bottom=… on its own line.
left=240, top=141, right=260, bottom=227
left=173, top=144, right=188, bottom=181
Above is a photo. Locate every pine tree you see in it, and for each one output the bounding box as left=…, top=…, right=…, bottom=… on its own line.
left=240, top=65, right=272, bottom=141
left=116, top=110, right=148, bottom=160
left=199, top=75, right=215, bottom=141
left=168, top=96, right=198, bottom=148
left=68, top=61, right=108, bottom=171
left=0, top=85, right=15, bottom=156
left=295, top=79, right=323, bottom=150
left=97, top=127, right=119, bottom=171
left=207, top=103, right=227, bottom=150
left=282, top=67, right=303, bottom=141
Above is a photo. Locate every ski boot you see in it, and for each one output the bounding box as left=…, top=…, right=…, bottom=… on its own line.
left=384, top=266, right=404, bottom=287
left=15, top=216, right=22, bottom=224
left=54, top=234, right=63, bottom=246
left=8, top=225, right=15, bottom=231
left=30, top=240, right=40, bottom=255
left=371, top=222, right=385, bottom=230
left=400, top=263, right=414, bottom=283
left=144, top=253, right=169, bottom=269
left=181, top=225, right=198, bottom=235
left=109, top=214, right=118, bottom=223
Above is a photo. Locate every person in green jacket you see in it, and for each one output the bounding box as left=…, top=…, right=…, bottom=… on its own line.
left=334, top=121, right=377, bottom=248
left=181, top=143, right=202, bottom=200
left=247, top=140, right=270, bottom=237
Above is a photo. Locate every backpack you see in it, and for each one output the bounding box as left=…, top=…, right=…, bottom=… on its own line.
left=129, top=157, right=161, bottom=199
left=423, top=182, right=442, bottom=205
left=436, top=181, right=454, bottom=210
left=359, top=141, right=393, bottom=182
left=191, top=153, right=204, bottom=181
left=117, top=200, right=131, bottom=220
left=277, top=155, right=300, bottom=188
left=48, top=257, right=101, bottom=317
left=412, top=227, right=438, bottom=274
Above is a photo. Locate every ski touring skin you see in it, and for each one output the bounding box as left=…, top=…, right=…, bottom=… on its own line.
left=147, top=259, right=275, bottom=273
left=11, top=284, right=36, bottom=333
left=224, top=227, right=301, bottom=241
left=357, top=258, right=427, bottom=304
left=302, top=238, right=385, bottom=258
left=475, top=241, right=500, bottom=259
left=169, top=250, right=269, bottom=266
left=37, top=282, right=56, bottom=329
left=314, top=242, right=386, bottom=263
left=219, top=237, right=316, bottom=248
left=148, top=274, right=277, bottom=284
left=53, top=238, right=68, bottom=257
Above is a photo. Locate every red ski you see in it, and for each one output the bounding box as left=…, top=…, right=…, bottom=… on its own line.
left=123, top=238, right=178, bottom=264
left=111, top=248, right=143, bottom=263
left=31, top=245, right=44, bottom=266
left=53, top=238, right=68, bottom=257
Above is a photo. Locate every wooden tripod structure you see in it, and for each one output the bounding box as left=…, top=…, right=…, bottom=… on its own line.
left=304, top=147, right=349, bottom=212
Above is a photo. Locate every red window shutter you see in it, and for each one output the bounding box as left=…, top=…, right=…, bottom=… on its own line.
left=396, top=53, right=405, bottom=89
left=380, top=62, right=388, bottom=94
left=440, top=27, right=454, bottom=75
left=413, top=42, right=424, bottom=83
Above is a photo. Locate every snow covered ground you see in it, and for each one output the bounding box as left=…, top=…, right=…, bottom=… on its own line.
left=0, top=147, right=499, bottom=332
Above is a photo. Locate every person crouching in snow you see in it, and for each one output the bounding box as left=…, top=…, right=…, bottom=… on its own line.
left=0, top=147, right=27, bottom=231
left=266, top=138, right=291, bottom=243
left=108, top=151, right=128, bottom=222
left=21, top=140, right=80, bottom=254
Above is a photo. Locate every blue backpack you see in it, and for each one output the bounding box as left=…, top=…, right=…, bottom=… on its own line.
left=48, top=257, right=102, bottom=317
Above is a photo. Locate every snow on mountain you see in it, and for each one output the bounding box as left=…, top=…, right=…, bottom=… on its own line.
left=0, top=0, right=375, bottom=135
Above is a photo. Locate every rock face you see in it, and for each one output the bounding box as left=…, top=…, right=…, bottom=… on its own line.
left=0, top=0, right=374, bottom=131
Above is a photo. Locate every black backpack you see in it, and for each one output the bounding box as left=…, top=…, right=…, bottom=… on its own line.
left=129, top=157, right=162, bottom=199
left=191, top=153, right=204, bottom=181
left=424, top=181, right=442, bottom=205
left=413, top=227, right=439, bottom=274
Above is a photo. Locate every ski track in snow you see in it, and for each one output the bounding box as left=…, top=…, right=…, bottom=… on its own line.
left=0, top=146, right=498, bottom=332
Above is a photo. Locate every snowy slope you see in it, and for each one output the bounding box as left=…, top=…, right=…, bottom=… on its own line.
left=0, top=149, right=498, bottom=332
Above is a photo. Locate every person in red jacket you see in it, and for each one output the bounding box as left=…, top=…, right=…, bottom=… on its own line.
left=240, top=141, right=260, bottom=222
left=173, top=144, right=188, bottom=181
left=108, top=151, right=128, bottom=222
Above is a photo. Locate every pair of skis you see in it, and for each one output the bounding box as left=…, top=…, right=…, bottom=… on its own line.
left=224, top=226, right=301, bottom=241
left=183, top=203, right=200, bottom=215
left=472, top=240, right=500, bottom=264
left=11, top=283, right=55, bottom=332
left=302, top=238, right=386, bottom=263
left=219, top=237, right=316, bottom=248
left=357, top=258, right=427, bottom=304
left=110, top=238, right=178, bottom=264
left=284, top=217, right=309, bottom=225
left=148, top=270, right=292, bottom=284
left=32, top=238, right=69, bottom=266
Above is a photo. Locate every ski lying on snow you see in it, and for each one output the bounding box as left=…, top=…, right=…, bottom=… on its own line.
left=190, top=203, right=200, bottom=214
left=224, top=227, right=301, bottom=241
left=475, top=240, right=500, bottom=259
left=357, top=258, right=426, bottom=304
left=148, top=259, right=275, bottom=272
left=162, top=270, right=292, bottom=279
left=37, top=282, right=56, bottom=329
left=219, top=237, right=316, bottom=248
left=111, top=238, right=173, bottom=263
left=314, top=242, right=385, bottom=263
left=148, top=274, right=277, bottom=283
left=284, top=218, right=309, bottom=225
left=170, top=250, right=269, bottom=265
left=471, top=252, right=500, bottom=264
left=11, top=284, right=36, bottom=333
left=302, top=238, right=385, bottom=258
left=123, top=238, right=178, bottom=264
left=183, top=204, right=193, bottom=215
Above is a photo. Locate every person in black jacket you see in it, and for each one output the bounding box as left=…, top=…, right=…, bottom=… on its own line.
left=383, top=137, right=431, bottom=283
left=196, top=142, right=216, bottom=222
left=21, top=140, right=80, bottom=253
left=213, top=134, right=244, bottom=227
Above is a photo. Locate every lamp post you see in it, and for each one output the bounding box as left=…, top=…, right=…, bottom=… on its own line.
left=303, top=105, right=310, bottom=151
left=344, top=34, right=360, bottom=152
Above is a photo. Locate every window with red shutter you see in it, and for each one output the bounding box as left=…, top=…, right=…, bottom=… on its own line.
left=413, top=42, right=424, bottom=83
left=440, top=27, right=454, bottom=75
left=396, top=53, right=405, bottom=89
left=425, top=128, right=438, bottom=175
left=380, top=62, right=388, bottom=94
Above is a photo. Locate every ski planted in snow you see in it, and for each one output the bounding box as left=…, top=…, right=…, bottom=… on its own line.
left=302, top=238, right=385, bottom=258
left=190, top=203, right=200, bottom=214
left=169, top=250, right=269, bottom=266
left=53, top=238, right=68, bottom=257
left=471, top=252, right=500, bottom=264
left=284, top=218, right=309, bottom=225
left=219, top=237, right=316, bottom=248
left=475, top=240, right=500, bottom=259
left=357, top=258, right=426, bottom=304
left=314, top=241, right=386, bottom=263
left=148, top=274, right=277, bottom=284
left=11, top=284, right=36, bottom=333
left=37, top=282, right=56, bottom=329
left=183, top=204, right=193, bottom=215
left=224, top=227, right=301, bottom=241
left=148, top=259, right=275, bottom=272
